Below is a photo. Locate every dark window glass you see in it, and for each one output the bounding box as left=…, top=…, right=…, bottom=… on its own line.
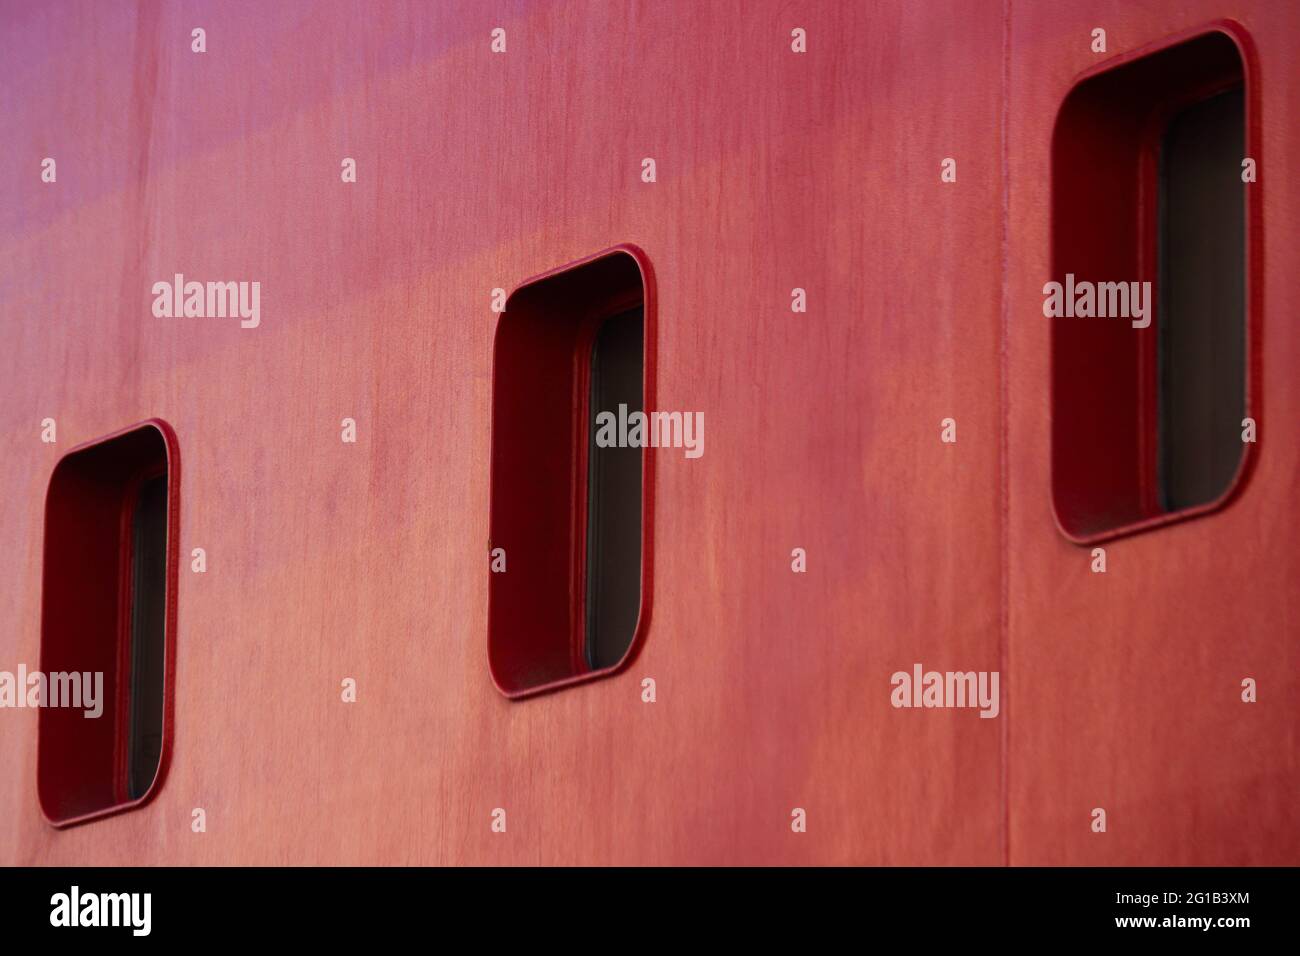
left=584, top=307, right=644, bottom=670
left=1158, top=88, right=1246, bottom=512
left=127, top=474, right=168, bottom=799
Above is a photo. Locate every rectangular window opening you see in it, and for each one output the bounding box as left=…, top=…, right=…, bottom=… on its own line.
left=489, top=248, right=652, bottom=697
left=39, top=423, right=175, bottom=826
left=1051, top=30, right=1250, bottom=541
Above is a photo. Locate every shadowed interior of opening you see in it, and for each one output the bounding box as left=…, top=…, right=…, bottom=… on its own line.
left=584, top=307, right=644, bottom=670
left=127, top=474, right=168, bottom=800
left=1157, top=87, right=1246, bottom=512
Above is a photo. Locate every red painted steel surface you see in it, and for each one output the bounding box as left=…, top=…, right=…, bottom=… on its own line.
left=0, top=1, right=1295, bottom=865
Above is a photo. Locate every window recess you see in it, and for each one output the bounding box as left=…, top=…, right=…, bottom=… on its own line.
left=1050, top=28, right=1255, bottom=542
left=488, top=247, right=654, bottom=697
left=38, top=421, right=178, bottom=826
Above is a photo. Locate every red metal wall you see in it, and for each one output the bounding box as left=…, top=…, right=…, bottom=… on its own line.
left=0, top=0, right=1294, bottom=865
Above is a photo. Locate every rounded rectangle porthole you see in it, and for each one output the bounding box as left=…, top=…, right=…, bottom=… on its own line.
left=37, top=420, right=179, bottom=826
left=487, top=246, right=655, bottom=698
left=1049, top=25, right=1257, bottom=543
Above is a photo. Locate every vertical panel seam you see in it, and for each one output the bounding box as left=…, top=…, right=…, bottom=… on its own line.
left=999, top=0, right=1013, bottom=869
